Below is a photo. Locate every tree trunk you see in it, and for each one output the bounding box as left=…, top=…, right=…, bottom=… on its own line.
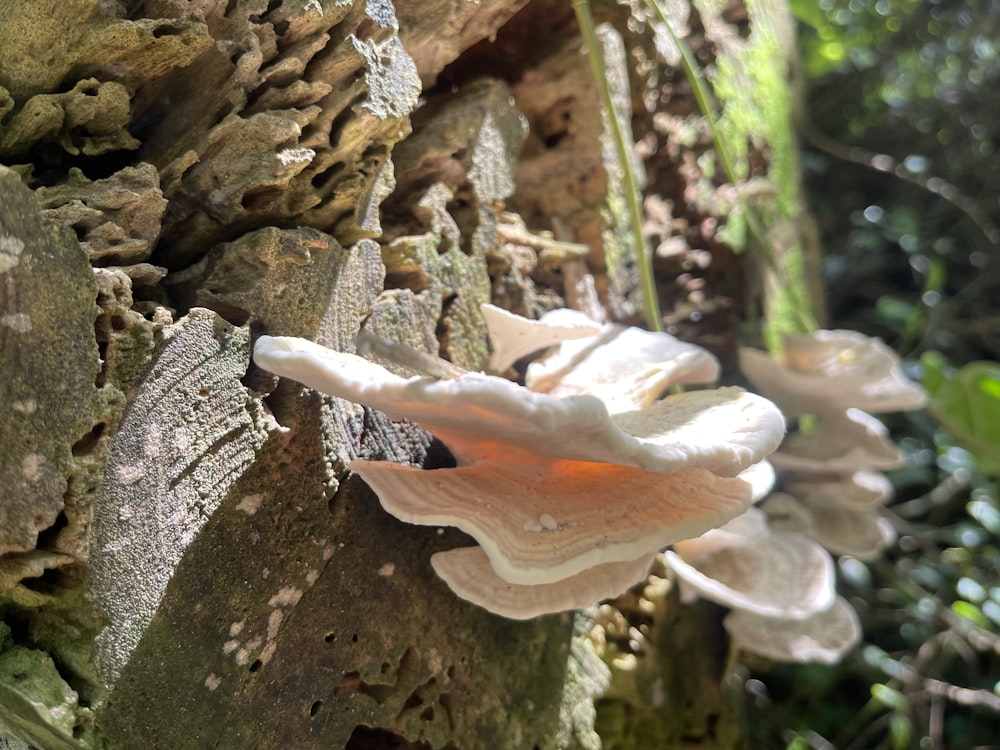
left=0, top=1, right=815, bottom=747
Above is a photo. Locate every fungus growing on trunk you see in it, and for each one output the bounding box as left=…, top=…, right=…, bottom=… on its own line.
left=253, top=335, right=784, bottom=476
left=481, top=303, right=600, bottom=372
left=783, top=470, right=893, bottom=508
left=351, top=458, right=753, bottom=586
left=663, top=508, right=836, bottom=620
left=739, top=329, right=927, bottom=418
left=524, top=322, right=721, bottom=413
left=723, top=596, right=862, bottom=665
left=769, top=408, right=904, bottom=474
left=253, top=313, right=786, bottom=619
left=762, top=491, right=896, bottom=561
left=430, top=547, right=658, bottom=621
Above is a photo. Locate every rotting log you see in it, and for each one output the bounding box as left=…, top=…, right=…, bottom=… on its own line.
left=1, top=0, right=815, bottom=747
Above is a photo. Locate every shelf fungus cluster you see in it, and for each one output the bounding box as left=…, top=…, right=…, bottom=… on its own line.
left=663, top=507, right=861, bottom=665
left=253, top=304, right=785, bottom=619
left=740, top=330, right=926, bottom=563
left=664, top=329, right=928, bottom=664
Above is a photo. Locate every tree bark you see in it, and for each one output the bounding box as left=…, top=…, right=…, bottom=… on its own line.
left=0, top=1, right=815, bottom=747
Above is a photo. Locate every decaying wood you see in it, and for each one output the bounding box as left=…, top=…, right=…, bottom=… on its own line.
left=0, top=0, right=811, bottom=747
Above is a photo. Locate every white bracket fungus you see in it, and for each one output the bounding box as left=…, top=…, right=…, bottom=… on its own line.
left=254, top=335, right=784, bottom=476
left=525, top=322, right=721, bottom=414
left=769, top=408, right=904, bottom=474
left=430, top=547, right=658, bottom=621
left=783, top=470, right=893, bottom=508
left=740, top=329, right=927, bottom=418
left=662, top=504, right=862, bottom=663
left=664, top=508, right=836, bottom=619
left=736, top=460, right=776, bottom=503
left=481, top=303, right=600, bottom=372
left=762, top=492, right=896, bottom=561
left=723, top=329, right=925, bottom=664
left=723, top=596, right=861, bottom=665
left=351, top=458, right=752, bottom=585
left=252, top=314, right=786, bottom=619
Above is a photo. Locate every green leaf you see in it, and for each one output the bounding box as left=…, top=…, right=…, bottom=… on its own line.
left=920, top=351, right=948, bottom=394
left=924, top=359, right=1000, bottom=476
left=951, top=600, right=989, bottom=628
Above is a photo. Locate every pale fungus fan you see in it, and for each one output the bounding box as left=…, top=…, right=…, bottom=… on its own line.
left=481, top=303, right=600, bottom=372
left=351, top=458, right=753, bottom=585
left=253, top=335, right=785, bottom=476
left=738, top=460, right=777, bottom=503
left=253, top=324, right=786, bottom=619
left=762, top=492, right=896, bottom=561
left=723, top=596, right=862, bottom=665
left=739, top=329, right=928, bottom=418
left=663, top=507, right=863, bottom=663
left=430, top=547, right=658, bottom=621
left=524, top=323, right=721, bottom=413
left=783, top=470, right=894, bottom=508
left=663, top=508, right=836, bottom=619
left=769, top=408, right=904, bottom=474
left=724, top=329, right=921, bottom=666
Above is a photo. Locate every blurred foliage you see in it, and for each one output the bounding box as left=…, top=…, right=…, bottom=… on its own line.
left=798, top=0, right=999, bottom=364
left=743, top=413, right=1000, bottom=747
left=922, top=354, right=1000, bottom=477
left=738, top=0, right=1000, bottom=747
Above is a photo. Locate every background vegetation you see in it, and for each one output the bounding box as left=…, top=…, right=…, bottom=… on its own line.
left=744, top=1, right=1000, bottom=746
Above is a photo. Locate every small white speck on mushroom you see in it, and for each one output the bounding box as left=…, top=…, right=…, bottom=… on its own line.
left=539, top=513, right=558, bottom=530
left=229, top=620, right=245, bottom=637
left=378, top=562, right=395, bottom=577
left=222, top=639, right=239, bottom=655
